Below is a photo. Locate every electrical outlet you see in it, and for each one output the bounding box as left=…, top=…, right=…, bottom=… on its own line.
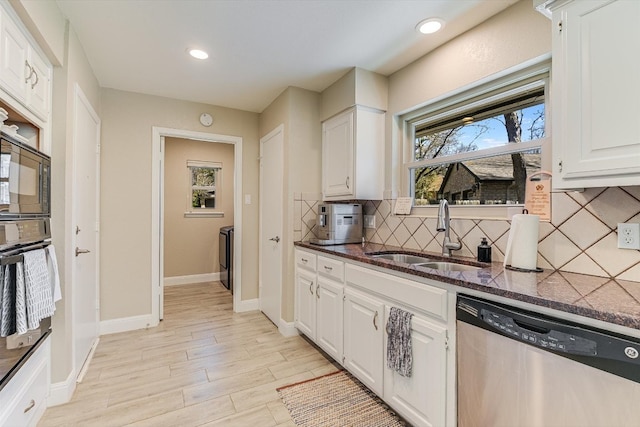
left=364, top=215, right=376, bottom=229
left=617, top=223, right=640, bottom=250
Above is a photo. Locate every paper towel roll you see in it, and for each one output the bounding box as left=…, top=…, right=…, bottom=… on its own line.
left=503, top=214, right=540, bottom=270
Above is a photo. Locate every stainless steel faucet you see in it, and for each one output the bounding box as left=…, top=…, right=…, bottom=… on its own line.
left=436, top=199, right=462, bottom=257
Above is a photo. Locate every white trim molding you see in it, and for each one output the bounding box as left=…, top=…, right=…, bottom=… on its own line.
left=47, top=371, right=77, bottom=407
left=99, top=314, right=156, bottom=335
left=164, top=273, right=221, bottom=286
left=152, top=127, right=243, bottom=323
left=278, top=320, right=300, bottom=337
left=234, top=298, right=259, bottom=312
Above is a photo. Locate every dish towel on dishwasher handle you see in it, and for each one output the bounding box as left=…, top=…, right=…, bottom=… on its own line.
left=386, top=306, right=414, bottom=377
left=22, top=249, right=54, bottom=331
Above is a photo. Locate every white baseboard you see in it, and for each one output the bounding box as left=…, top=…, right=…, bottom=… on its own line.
left=164, top=272, right=220, bottom=286
left=48, top=371, right=76, bottom=406
left=234, top=298, right=259, bottom=312
left=278, top=319, right=299, bottom=337
left=100, top=314, right=157, bottom=335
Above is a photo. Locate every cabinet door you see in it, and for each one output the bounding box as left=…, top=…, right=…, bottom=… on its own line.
left=25, top=48, right=49, bottom=120
left=553, top=0, right=640, bottom=188
left=322, top=109, right=354, bottom=198
left=344, top=287, right=384, bottom=396
left=383, top=308, right=447, bottom=427
left=316, top=276, right=343, bottom=362
left=0, top=14, right=28, bottom=102
left=295, top=268, right=316, bottom=340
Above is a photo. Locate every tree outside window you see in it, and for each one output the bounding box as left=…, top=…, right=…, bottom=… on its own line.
left=188, top=160, right=221, bottom=210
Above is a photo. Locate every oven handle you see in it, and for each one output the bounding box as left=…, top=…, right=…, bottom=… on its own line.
left=0, top=241, right=51, bottom=265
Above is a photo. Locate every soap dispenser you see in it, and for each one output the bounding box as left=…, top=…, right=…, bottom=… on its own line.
left=477, top=237, right=492, bottom=263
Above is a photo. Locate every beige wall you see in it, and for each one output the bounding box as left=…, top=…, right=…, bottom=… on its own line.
left=164, top=137, right=235, bottom=277
left=100, top=89, right=259, bottom=320
left=260, top=86, right=321, bottom=322
left=387, top=0, right=551, bottom=194
left=49, top=27, right=101, bottom=383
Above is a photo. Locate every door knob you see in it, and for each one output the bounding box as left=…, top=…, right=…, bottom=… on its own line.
left=269, top=236, right=280, bottom=243
left=75, top=247, right=91, bottom=257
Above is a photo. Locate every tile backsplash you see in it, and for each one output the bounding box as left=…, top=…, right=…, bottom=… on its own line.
left=294, top=186, right=640, bottom=284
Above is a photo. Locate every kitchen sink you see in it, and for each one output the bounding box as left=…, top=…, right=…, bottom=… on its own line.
left=367, top=252, right=434, bottom=264
left=414, top=261, right=481, bottom=272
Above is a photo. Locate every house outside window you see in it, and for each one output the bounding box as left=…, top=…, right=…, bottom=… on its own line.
left=187, top=160, right=222, bottom=216
left=402, top=58, right=550, bottom=216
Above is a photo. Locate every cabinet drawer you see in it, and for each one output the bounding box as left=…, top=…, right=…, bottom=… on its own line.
left=346, top=264, right=447, bottom=322
left=0, top=340, right=49, bottom=427
left=4, top=360, right=47, bottom=426
left=296, top=250, right=317, bottom=271
left=318, top=256, right=344, bottom=281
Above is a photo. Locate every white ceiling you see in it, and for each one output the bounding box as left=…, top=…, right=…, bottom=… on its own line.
left=55, top=0, right=518, bottom=113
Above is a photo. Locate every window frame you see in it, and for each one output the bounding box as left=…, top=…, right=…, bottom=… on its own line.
left=184, top=160, right=224, bottom=218
left=400, top=56, right=552, bottom=219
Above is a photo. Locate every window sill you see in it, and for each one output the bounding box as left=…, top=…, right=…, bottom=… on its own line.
left=184, top=211, right=224, bottom=218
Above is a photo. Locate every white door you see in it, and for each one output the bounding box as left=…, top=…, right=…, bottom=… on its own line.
left=72, top=84, right=100, bottom=380
left=259, top=125, right=283, bottom=326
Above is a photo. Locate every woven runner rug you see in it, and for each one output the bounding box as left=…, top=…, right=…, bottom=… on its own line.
left=276, top=370, right=408, bottom=427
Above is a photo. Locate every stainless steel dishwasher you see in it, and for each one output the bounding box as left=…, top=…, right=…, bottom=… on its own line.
left=457, top=294, right=640, bottom=427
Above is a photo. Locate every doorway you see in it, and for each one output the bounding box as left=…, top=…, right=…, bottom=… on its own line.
left=151, top=127, right=242, bottom=322
left=163, top=138, right=234, bottom=293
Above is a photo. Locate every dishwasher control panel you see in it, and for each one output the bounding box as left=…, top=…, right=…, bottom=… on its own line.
left=481, top=309, right=597, bottom=356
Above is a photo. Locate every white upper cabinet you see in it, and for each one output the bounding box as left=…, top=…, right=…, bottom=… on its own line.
left=549, top=0, right=640, bottom=189
left=0, top=6, right=51, bottom=122
left=322, top=106, right=385, bottom=200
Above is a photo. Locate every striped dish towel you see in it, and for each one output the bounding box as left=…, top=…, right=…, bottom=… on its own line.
left=0, top=265, right=16, bottom=337
left=23, top=249, right=54, bottom=331
left=386, top=307, right=414, bottom=377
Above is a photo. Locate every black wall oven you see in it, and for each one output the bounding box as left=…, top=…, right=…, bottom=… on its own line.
left=0, top=135, right=51, bottom=219
left=0, top=133, right=52, bottom=392
left=0, top=218, right=52, bottom=391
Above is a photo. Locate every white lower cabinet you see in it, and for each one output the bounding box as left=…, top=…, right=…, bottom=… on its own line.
left=316, top=275, right=343, bottom=361
left=294, top=249, right=345, bottom=362
left=295, top=267, right=316, bottom=339
left=383, top=307, right=447, bottom=427
left=0, top=337, right=50, bottom=427
left=294, top=248, right=452, bottom=426
left=343, top=287, right=385, bottom=396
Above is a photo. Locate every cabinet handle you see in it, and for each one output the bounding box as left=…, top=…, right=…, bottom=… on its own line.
left=558, top=160, right=563, bottom=172
left=30, top=70, right=39, bottom=89
left=301, top=258, right=308, bottom=263
left=373, top=311, right=378, bottom=330
left=309, top=282, right=313, bottom=295
left=316, top=283, right=320, bottom=299
left=23, top=399, right=35, bottom=413
left=345, top=176, right=350, bottom=189
left=323, top=265, right=333, bottom=271
left=385, top=321, right=391, bottom=335
left=24, top=60, right=34, bottom=84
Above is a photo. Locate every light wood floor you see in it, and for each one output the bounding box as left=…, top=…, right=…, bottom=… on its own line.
left=39, top=282, right=338, bottom=426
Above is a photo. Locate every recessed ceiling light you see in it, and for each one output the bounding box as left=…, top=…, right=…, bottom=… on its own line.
left=416, top=18, right=445, bottom=34
left=188, top=49, right=209, bottom=60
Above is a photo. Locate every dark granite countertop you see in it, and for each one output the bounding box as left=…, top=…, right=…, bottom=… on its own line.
left=295, top=241, right=640, bottom=332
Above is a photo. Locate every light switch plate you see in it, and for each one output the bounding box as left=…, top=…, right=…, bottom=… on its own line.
left=364, top=215, right=376, bottom=229
left=618, top=223, right=640, bottom=250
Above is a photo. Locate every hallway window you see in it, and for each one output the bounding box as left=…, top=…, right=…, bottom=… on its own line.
left=188, top=160, right=221, bottom=210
